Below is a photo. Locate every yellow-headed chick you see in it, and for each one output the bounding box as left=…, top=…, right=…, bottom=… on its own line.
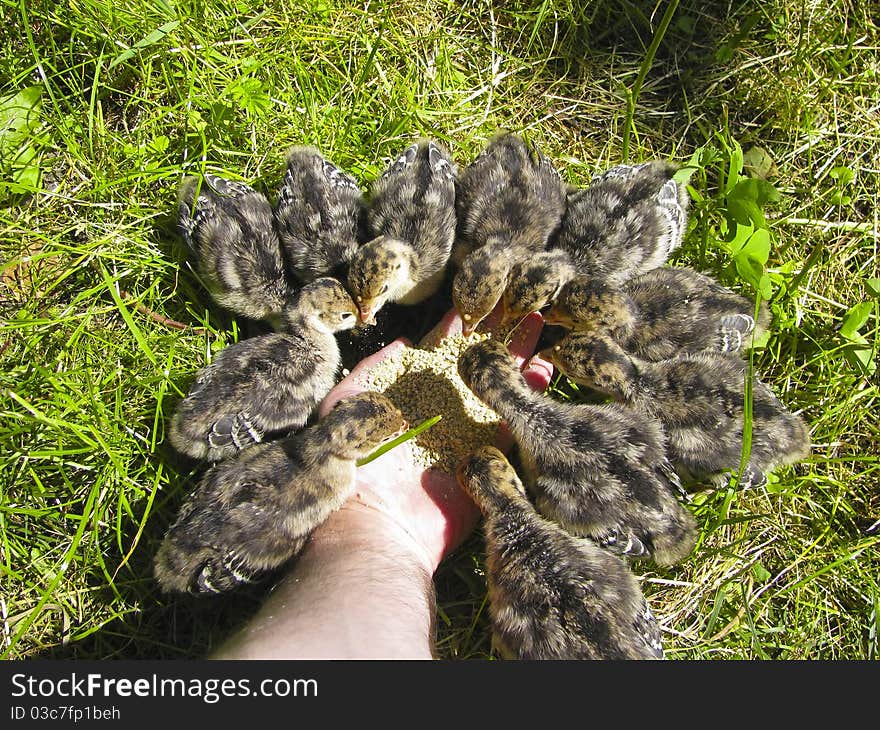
left=347, top=140, right=457, bottom=325
left=168, top=278, right=358, bottom=462
left=554, top=160, right=689, bottom=287
left=178, top=174, right=292, bottom=328
left=155, top=392, right=406, bottom=594
left=457, top=446, right=665, bottom=660
left=452, top=132, right=566, bottom=334
left=542, top=332, right=811, bottom=488
left=545, top=266, right=772, bottom=360
left=458, top=340, right=697, bottom=566
left=273, top=145, right=366, bottom=284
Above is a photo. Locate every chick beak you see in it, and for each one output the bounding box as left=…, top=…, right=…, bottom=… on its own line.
left=461, top=313, right=477, bottom=336
left=357, top=304, right=378, bottom=327
left=537, top=345, right=559, bottom=364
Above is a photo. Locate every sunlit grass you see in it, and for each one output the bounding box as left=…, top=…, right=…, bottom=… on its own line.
left=1, top=0, right=877, bottom=659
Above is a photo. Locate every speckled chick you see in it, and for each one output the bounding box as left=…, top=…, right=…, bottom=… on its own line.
left=458, top=339, right=697, bottom=566
left=167, top=278, right=358, bottom=462
left=554, top=160, right=689, bottom=287
left=347, top=140, right=457, bottom=325
left=545, top=266, right=772, bottom=360
left=452, top=133, right=566, bottom=334
left=273, top=146, right=365, bottom=283
left=457, top=446, right=665, bottom=660
left=502, top=248, right=578, bottom=324
left=178, top=174, right=292, bottom=327
left=155, top=392, right=406, bottom=594
left=542, top=332, right=811, bottom=488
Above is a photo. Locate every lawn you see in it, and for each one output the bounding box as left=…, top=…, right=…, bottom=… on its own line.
left=1, top=0, right=877, bottom=659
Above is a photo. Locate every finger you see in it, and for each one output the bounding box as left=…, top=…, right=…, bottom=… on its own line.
left=319, top=337, right=410, bottom=416
left=504, top=311, right=544, bottom=369
left=523, top=354, right=553, bottom=393
left=419, top=307, right=462, bottom=347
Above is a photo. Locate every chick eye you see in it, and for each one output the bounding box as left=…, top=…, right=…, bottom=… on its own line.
left=340, top=312, right=355, bottom=321
left=380, top=284, right=389, bottom=294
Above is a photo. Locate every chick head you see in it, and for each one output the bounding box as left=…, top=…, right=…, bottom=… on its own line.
left=457, top=337, right=517, bottom=401
left=503, top=250, right=575, bottom=323
left=457, top=445, right=527, bottom=514
left=453, top=247, right=512, bottom=335
left=544, top=277, right=636, bottom=333
left=324, top=392, right=406, bottom=458
left=540, top=332, right=636, bottom=399
left=347, top=236, right=415, bottom=326
left=286, top=277, right=358, bottom=334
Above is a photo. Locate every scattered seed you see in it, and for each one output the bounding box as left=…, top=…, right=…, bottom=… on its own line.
left=358, top=331, right=501, bottom=472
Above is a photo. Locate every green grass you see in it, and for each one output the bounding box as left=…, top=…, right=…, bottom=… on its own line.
left=1, top=0, right=877, bottom=659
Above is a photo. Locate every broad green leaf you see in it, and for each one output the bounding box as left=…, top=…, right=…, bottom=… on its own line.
left=845, top=345, right=877, bottom=376
left=866, top=278, right=880, bottom=298
left=734, top=254, right=763, bottom=290
left=730, top=177, right=781, bottom=205
left=829, top=166, right=855, bottom=186
left=740, top=228, right=771, bottom=264
left=0, top=85, right=42, bottom=145
left=673, top=166, right=698, bottom=185
left=840, top=301, right=873, bottom=340
left=743, top=145, right=778, bottom=179
left=752, top=563, right=772, bottom=583
left=725, top=221, right=753, bottom=252
left=728, top=196, right=765, bottom=228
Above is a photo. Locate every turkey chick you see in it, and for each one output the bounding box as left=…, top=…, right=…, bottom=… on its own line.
left=544, top=265, right=772, bottom=360
left=457, top=339, right=697, bottom=566
left=501, top=248, right=577, bottom=324
left=457, top=446, right=665, bottom=659
left=452, top=132, right=566, bottom=334
left=168, top=277, right=358, bottom=462
left=178, top=174, right=292, bottom=328
left=554, top=160, right=689, bottom=287
left=273, top=145, right=365, bottom=284
left=542, top=332, right=811, bottom=488
left=347, top=139, right=457, bottom=325
left=155, top=392, right=406, bottom=594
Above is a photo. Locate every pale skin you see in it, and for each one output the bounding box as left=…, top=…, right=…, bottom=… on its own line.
left=211, top=306, right=553, bottom=659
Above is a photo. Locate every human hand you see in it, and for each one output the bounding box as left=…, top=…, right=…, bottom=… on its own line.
left=318, top=305, right=553, bottom=573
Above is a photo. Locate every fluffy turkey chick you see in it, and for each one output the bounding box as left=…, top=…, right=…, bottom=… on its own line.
left=457, top=339, right=697, bottom=566
left=457, top=446, right=665, bottom=660
left=554, top=161, right=689, bottom=287
left=452, top=133, right=566, bottom=334
left=542, top=332, right=811, bottom=488
left=501, top=248, right=578, bottom=323
left=154, top=392, right=406, bottom=594
left=545, top=266, right=772, bottom=360
left=273, top=145, right=365, bottom=283
left=347, top=140, right=457, bottom=325
left=168, top=278, right=358, bottom=462
left=178, top=174, right=292, bottom=327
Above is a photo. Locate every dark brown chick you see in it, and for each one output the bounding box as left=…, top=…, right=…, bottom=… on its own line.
left=155, top=392, right=406, bottom=594
left=178, top=174, right=292, bottom=328
left=168, top=278, right=358, bottom=462
left=457, top=339, right=697, bottom=566
left=457, top=446, right=665, bottom=660
left=452, top=133, right=566, bottom=334
left=347, top=140, right=457, bottom=325
left=273, top=146, right=365, bottom=284
left=545, top=266, right=772, bottom=360
left=554, top=160, right=689, bottom=287
left=542, top=332, right=811, bottom=488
